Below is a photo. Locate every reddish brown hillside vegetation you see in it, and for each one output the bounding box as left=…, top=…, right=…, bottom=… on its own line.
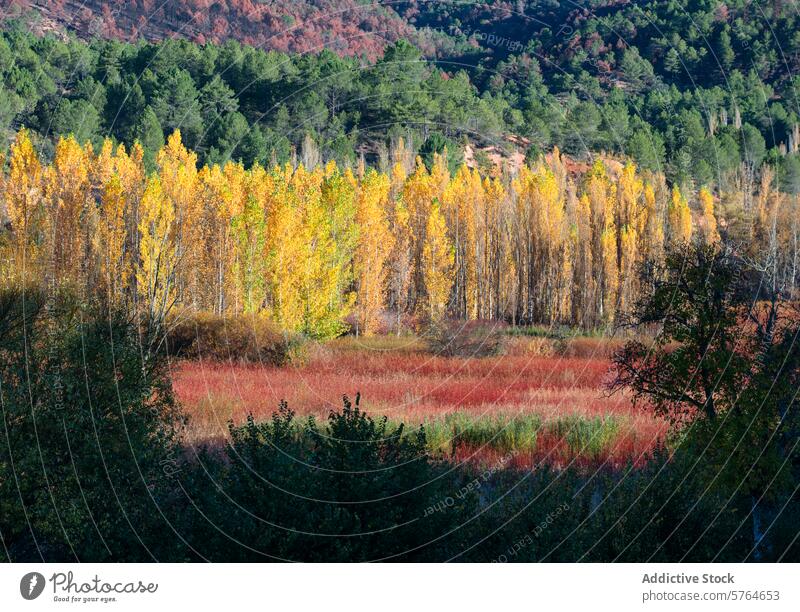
left=3, top=0, right=419, bottom=58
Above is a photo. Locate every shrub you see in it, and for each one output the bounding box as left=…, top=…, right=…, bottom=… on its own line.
left=424, top=318, right=505, bottom=358
left=0, top=287, right=185, bottom=562
left=165, top=312, right=295, bottom=365
left=557, top=336, right=625, bottom=358
left=177, top=394, right=477, bottom=561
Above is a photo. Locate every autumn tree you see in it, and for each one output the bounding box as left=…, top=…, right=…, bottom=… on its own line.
left=94, top=174, right=129, bottom=308
left=232, top=165, right=267, bottom=313
left=697, top=187, right=720, bottom=245
left=421, top=200, right=454, bottom=320
left=443, top=166, right=480, bottom=319
left=353, top=169, right=393, bottom=335
left=265, top=163, right=304, bottom=328
left=3, top=126, right=794, bottom=337
left=1, top=130, right=44, bottom=285
left=667, top=184, right=693, bottom=245
left=156, top=131, right=200, bottom=306
left=584, top=159, right=618, bottom=326
left=137, top=174, right=177, bottom=340
left=45, top=136, right=92, bottom=292
left=513, top=161, right=569, bottom=323
left=616, top=163, right=644, bottom=314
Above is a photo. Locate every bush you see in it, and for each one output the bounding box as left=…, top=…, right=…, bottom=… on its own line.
left=424, top=318, right=505, bottom=358
left=177, top=394, right=477, bottom=561
left=165, top=312, right=295, bottom=365
left=0, top=287, right=185, bottom=562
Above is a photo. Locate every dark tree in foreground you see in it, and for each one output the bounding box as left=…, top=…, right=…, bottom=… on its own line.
left=0, top=287, right=185, bottom=561
left=610, top=245, right=748, bottom=422
left=610, top=243, right=800, bottom=559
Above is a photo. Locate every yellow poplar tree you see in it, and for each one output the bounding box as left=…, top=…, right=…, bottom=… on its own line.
left=443, top=165, right=480, bottom=319
left=114, top=143, right=146, bottom=301
left=698, top=187, right=720, bottom=245
left=2, top=129, right=44, bottom=284
left=513, top=163, right=566, bottom=323
left=322, top=163, right=358, bottom=318
left=265, top=164, right=304, bottom=328
left=232, top=163, right=267, bottom=313
left=46, top=136, right=92, bottom=289
left=196, top=163, right=240, bottom=313
left=572, top=193, right=595, bottom=327
left=642, top=180, right=665, bottom=262
left=584, top=160, right=617, bottom=325
left=157, top=131, right=200, bottom=306
left=354, top=169, right=393, bottom=335
left=0, top=127, right=756, bottom=333
left=95, top=174, right=129, bottom=307
left=668, top=185, right=693, bottom=244
left=403, top=158, right=437, bottom=305
left=387, top=197, right=413, bottom=331
left=483, top=176, right=511, bottom=320
left=422, top=200, right=454, bottom=320
left=616, top=163, right=643, bottom=314
left=296, top=163, right=353, bottom=338
left=137, top=175, right=177, bottom=326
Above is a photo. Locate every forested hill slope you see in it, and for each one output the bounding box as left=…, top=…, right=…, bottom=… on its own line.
left=6, top=0, right=800, bottom=83
left=1, top=1, right=800, bottom=193
left=2, top=0, right=422, bottom=59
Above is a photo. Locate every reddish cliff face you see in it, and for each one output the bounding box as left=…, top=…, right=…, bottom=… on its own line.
left=1, top=0, right=419, bottom=59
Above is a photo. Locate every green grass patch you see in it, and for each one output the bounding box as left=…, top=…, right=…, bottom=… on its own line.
left=402, top=412, right=624, bottom=459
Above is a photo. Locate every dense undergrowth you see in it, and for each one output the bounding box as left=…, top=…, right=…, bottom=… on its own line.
left=2, top=287, right=798, bottom=562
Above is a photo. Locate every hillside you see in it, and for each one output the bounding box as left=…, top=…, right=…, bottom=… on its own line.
left=1, top=1, right=800, bottom=192
left=3, top=0, right=423, bottom=59
left=7, top=0, right=800, bottom=85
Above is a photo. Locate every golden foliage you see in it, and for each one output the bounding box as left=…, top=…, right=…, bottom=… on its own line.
left=422, top=200, right=454, bottom=320
left=354, top=170, right=393, bottom=335
left=1, top=129, right=743, bottom=334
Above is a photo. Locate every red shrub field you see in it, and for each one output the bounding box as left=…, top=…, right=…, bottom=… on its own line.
left=171, top=336, right=667, bottom=468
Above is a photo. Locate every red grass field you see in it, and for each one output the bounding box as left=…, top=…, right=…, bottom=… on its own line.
left=171, top=337, right=667, bottom=468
